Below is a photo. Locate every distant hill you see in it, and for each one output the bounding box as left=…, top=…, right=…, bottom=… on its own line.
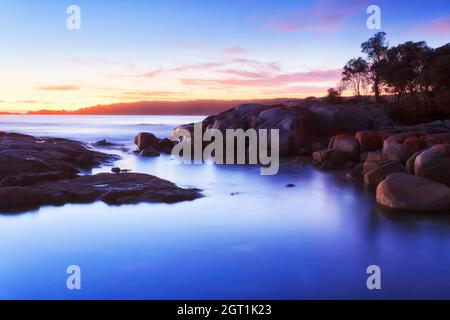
left=27, top=99, right=302, bottom=116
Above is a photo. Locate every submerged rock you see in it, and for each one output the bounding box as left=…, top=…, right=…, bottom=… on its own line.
left=376, top=173, right=450, bottom=212
left=0, top=173, right=202, bottom=213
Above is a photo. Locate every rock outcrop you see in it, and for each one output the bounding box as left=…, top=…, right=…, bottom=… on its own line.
left=0, top=173, right=202, bottom=213
left=0, top=132, right=116, bottom=180
left=172, top=100, right=392, bottom=156
left=0, top=132, right=201, bottom=213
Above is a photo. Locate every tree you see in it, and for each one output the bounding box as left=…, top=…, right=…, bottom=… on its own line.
left=361, top=32, right=388, bottom=102
left=421, top=43, right=450, bottom=106
left=326, top=87, right=341, bottom=104
left=378, top=41, right=432, bottom=104
left=342, top=57, right=370, bottom=96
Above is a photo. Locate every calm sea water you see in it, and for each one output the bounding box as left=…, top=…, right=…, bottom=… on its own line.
left=0, top=115, right=449, bottom=300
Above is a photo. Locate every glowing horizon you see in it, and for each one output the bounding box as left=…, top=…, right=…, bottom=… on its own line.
left=0, top=0, right=449, bottom=112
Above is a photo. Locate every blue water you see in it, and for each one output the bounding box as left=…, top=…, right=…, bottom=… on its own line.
left=0, top=115, right=449, bottom=300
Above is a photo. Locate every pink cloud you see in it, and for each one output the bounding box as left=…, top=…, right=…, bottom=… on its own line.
left=220, top=69, right=272, bottom=78
left=417, top=15, right=450, bottom=34
left=37, top=85, right=80, bottom=91
left=267, top=0, right=364, bottom=33
left=223, top=47, right=248, bottom=55
left=135, top=58, right=280, bottom=78
left=181, top=68, right=342, bottom=88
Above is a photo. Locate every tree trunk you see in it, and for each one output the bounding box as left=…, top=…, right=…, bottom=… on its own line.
left=374, top=77, right=381, bottom=102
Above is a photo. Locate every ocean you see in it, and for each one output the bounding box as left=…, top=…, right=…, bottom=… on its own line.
left=0, top=115, right=449, bottom=299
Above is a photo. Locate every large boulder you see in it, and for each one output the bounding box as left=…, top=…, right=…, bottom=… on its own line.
left=364, top=160, right=405, bottom=187
left=382, top=133, right=424, bottom=164
left=328, top=134, right=360, bottom=160
left=414, top=144, right=450, bottom=185
left=355, top=131, right=383, bottom=152
left=376, top=173, right=450, bottom=212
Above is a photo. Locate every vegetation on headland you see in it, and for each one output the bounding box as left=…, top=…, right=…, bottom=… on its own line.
left=327, top=32, right=450, bottom=121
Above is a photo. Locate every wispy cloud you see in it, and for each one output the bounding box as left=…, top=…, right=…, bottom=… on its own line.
left=36, top=85, right=80, bottom=91
left=411, top=15, right=450, bottom=35
left=223, top=46, right=248, bottom=55
left=181, top=68, right=342, bottom=88
left=267, top=0, right=365, bottom=33
left=175, top=41, right=205, bottom=49
left=72, top=57, right=136, bottom=71
left=14, top=100, right=41, bottom=104
left=119, top=90, right=186, bottom=99
left=109, top=58, right=281, bottom=79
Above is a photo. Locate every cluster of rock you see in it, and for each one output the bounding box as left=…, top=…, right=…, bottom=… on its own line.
left=311, top=120, right=450, bottom=212
left=134, top=132, right=175, bottom=157
left=171, top=100, right=450, bottom=213
left=0, top=132, right=201, bottom=213
left=172, top=100, right=392, bottom=156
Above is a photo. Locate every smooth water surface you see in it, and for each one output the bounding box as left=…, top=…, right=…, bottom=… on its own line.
left=0, top=115, right=449, bottom=299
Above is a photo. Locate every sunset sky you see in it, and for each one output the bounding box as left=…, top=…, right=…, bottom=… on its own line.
left=0, top=0, right=449, bottom=112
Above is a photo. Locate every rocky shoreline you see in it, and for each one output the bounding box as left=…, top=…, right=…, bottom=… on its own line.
left=1, top=99, right=449, bottom=213
left=169, top=99, right=450, bottom=213
left=0, top=132, right=201, bottom=213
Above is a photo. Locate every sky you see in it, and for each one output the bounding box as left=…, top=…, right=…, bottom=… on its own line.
left=0, top=0, right=449, bottom=112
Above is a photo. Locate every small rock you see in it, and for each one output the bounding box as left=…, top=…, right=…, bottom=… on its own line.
left=111, top=167, right=121, bottom=173
left=135, top=132, right=159, bottom=151
left=285, top=184, right=296, bottom=188
left=158, top=138, right=175, bottom=154
left=94, top=139, right=113, bottom=147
